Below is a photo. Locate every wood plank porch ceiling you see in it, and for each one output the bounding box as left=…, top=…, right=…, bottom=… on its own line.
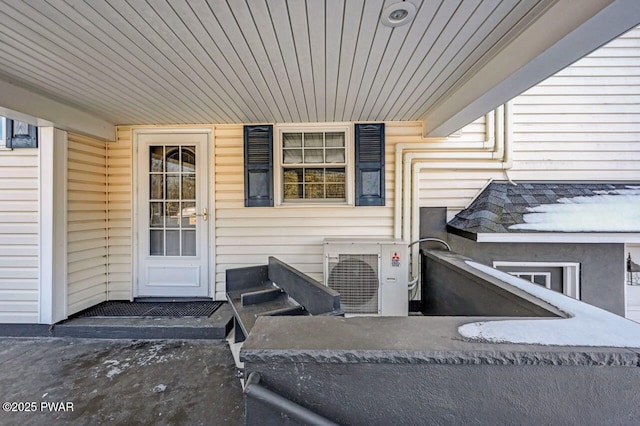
left=0, top=0, right=633, bottom=132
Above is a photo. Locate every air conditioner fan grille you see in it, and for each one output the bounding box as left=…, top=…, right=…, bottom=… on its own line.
left=327, top=254, right=378, bottom=314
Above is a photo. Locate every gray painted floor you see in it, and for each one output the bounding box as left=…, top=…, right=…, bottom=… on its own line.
left=0, top=338, right=244, bottom=425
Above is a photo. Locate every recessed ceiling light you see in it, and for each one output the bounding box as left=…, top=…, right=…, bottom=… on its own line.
left=381, top=2, right=417, bottom=27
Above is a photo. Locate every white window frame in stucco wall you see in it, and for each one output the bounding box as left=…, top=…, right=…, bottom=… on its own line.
left=493, top=261, right=581, bottom=300
left=274, top=123, right=354, bottom=206
left=509, top=271, right=552, bottom=289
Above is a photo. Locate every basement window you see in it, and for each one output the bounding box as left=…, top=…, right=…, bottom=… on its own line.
left=493, top=261, right=581, bottom=300
left=509, top=271, right=551, bottom=288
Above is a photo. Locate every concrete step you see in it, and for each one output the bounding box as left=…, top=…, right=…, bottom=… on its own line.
left=0, top=303, right=234, bottom=340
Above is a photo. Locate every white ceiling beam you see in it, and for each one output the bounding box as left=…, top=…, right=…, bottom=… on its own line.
left=422, top=0, right=640, bottom=137
left=0, top=78, right=115, bottom=141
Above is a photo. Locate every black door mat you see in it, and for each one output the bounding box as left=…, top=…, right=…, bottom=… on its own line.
left=74, top=301, right=223, bottom=318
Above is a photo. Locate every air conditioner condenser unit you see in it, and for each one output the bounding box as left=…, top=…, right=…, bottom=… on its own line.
left=324, top=239, right=409, bottom=316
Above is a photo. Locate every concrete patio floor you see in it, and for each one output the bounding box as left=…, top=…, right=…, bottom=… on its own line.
left=0, top=337, right=244, bottom=425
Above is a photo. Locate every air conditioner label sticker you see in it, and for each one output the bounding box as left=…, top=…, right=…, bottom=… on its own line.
left=391, top=252, right=400, bottom=267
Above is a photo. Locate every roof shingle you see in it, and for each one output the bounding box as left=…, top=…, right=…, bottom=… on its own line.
left=447, top=182, right=640, bottom=237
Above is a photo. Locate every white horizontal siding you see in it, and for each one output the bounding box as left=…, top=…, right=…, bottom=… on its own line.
left=392, top=113, right=497, bottom=217
left=510, top=25, right=640, bottom=181
left=106, top=128, right=133, bottom=300
left=0, top=149, right=39, bottom=323
left=67, top=134, right=108, bottom=316
left=418, top=26, right=640, bottom=211
left=109, top=123, right=399, bottom=297
left=214, top=124, right=396, bottom=288
left=418, top=170, right=506, bottom=219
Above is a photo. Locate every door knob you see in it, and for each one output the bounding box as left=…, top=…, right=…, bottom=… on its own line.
left=195, top=208, right=208, bottom=221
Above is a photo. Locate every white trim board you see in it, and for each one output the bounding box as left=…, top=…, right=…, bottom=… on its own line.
left=39, top=127, right=68, bottom=324
left=476, top=233, right=640, bottom=243
left=0, top=80, right=115, bottom=141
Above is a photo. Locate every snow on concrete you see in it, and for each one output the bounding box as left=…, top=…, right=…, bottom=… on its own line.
left=459, top=261, right=640, bottom=347
left=509, top=187, right=640, bottom=232
left=103, top=359, right=125, bottom=379
left=153, top=384, right=167, bottom=393
left=97, top=343, right=182, bottom=379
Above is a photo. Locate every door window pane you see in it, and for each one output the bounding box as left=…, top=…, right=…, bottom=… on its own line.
left=150, top=175, right=164, bottom=199
left=182, top=147, right=196, bottom=172
left=166, top=230, right=180, bottom=256
left=166, top=174, right=180, bottom=200
left=181, top=202, right=196, bottom=228
left=150, top=202, right=164, bottom=228
left=149, top=144, right=199, bottom=257
left=182, top=174, right=196, bottom=200
left=166, top=147, right=181, bottom=172
left=150, top=230, right=164, bottom=256
left=165, top=202, right=180, bottom=228
left=182, top=230, right=196, bottom=256
left=150, top=146, right=164, bottom=172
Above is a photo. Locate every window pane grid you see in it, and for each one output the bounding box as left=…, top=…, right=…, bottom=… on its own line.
left=282, top=130, right=346, bottom=201
left=283, top=167, right=345, bottom=200
left=510, top=272, right=551, bottom=288
left=149, top=145, right=197, bottom=256
left=282, top=131, right=345, bottom=165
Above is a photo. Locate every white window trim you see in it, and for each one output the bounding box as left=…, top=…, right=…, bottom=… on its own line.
left=508, top=271, right=552, bottom=289
left=0, top=117, right=7, bottom=149
left=274, top=123, right=354, bottom=207
left=493, top=261, right=581, bottom=300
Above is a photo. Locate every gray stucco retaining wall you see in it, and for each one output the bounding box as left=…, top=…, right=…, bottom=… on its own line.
left=448, top=234, right=625, bottom=315
left=242, top=316, right=640, bottom=425
left=246, top=360, right=640, bottom=425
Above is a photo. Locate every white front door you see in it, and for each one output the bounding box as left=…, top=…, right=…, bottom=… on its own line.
left=136, top=132, right=209, bottom=297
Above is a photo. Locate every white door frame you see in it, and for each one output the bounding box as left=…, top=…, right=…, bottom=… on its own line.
left=132, top=128, right=215, bottom=299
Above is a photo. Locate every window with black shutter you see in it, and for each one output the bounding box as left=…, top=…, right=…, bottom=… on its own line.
left=355, top=123, right=385, bottom=206
left=244, top=125, right=273, bottom=207
left=5, top=119, right=38, bottom=149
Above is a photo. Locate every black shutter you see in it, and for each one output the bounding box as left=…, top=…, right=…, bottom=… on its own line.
left=244, top=125, right=273, bottom=207
left=355, top=123, right=385, bottom=206
left=6, top=119, right=38, bottom=148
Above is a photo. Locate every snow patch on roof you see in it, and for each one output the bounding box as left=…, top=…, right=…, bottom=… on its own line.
left=509, top=187, right=640, bottom=232
left=459, top=261, right=640, bottom=347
